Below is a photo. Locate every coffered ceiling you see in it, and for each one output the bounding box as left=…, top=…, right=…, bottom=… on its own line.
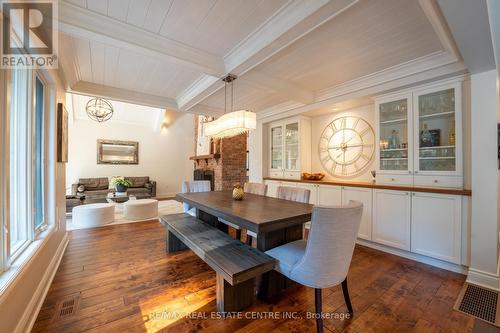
left=57, top=0, right=466, bottom=119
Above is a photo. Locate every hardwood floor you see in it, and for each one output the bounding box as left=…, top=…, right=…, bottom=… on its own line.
left=32, top=221, right=474, bottom=333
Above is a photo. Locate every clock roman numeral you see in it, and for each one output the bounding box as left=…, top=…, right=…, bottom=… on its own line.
left=360, top=153, right=371, bottom=161
left=328, top=122, right=337, bottom=131
left=359, top=127, right=372, bottom=137
left=340, top=117, right=346, bottom=129
left=353, top=117, right=360, bottom=130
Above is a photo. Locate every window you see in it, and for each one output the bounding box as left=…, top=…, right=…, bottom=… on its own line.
left=2, top=69, right=49, bottom=267
left=34, top=77, right=45, bottom=230
left=9, top=67, right=30, bottom=257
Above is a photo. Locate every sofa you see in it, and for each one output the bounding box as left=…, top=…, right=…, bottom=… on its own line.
left=71, top=177, right=156, bottom=202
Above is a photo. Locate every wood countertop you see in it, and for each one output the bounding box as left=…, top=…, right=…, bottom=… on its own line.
left=263, top=177, right=472, bottom=196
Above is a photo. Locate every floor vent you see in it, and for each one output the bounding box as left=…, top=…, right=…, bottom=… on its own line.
left=53, top=295, right=80, bottom=321
left=455, top=283, right=500, bottom=326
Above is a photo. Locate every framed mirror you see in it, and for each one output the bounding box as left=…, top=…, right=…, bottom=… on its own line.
left=97, top=140, right=139, bottom=164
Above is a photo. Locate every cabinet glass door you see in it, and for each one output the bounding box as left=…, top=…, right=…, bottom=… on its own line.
left=378, top=98, right=410, bottom=172
left=270, top=125, right=283, bottom=170
left=416, top=88, right=456, bottom=172
left=285, top=122, right=299, bottom=170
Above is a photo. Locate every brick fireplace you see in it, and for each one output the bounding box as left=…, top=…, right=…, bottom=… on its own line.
left=192, top=116, right=247, bottom=191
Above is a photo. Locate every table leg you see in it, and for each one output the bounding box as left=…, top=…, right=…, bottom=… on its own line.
left=257, top=224, right=303, bottom=300
left=216, top=274, right=255, bottom=313
left=166, top=228, right=188, bottom=253
left=196, top=209, right=229, bottom=233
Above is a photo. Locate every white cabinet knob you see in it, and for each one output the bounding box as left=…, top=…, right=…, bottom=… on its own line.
left=391, top=178, right=395, bottom=181
left=434, top=179, right=438, bottom=183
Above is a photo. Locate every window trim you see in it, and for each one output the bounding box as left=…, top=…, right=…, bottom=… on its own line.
left=0, top=67, right=6, bottom=273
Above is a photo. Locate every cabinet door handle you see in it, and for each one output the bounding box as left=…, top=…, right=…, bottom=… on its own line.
left=391, top=178, right=395, bottom=181
left=434, top=179, right=438, bottom=183
left=408, top=171, right=412, bottom=174
left=415, top=171, right=419, bottom=174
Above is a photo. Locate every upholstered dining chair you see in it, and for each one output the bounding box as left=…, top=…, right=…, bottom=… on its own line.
left=245, top=185, right=311, bottom=245
left=218, top=182, right=267, bottom=240
left=181, top=180, right=211, bottom=216
left=265, top=201, right=363, bottom=333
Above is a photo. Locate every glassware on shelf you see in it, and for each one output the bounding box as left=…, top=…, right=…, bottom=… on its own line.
left=285, top=123, right=299, bottom=171
left=417, top=87, right=457, bottom=172
left=271, top=126, right=282, bottom=169
left=379, top=99, right=408, bottom=123
left=418, top=88, right=454, bottom=117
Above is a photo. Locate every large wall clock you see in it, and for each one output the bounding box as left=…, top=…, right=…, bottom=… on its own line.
left=319, top=116, right=375, bottom=178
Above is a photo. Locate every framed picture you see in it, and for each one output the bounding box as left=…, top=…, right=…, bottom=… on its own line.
left=97, top=140, right=139, bottom=164
left=196, top=116, right=211, bottom=156
left=57, top=103, right=68, bottom=163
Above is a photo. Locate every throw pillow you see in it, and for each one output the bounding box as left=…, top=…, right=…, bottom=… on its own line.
left=145, top=183, right=152, bottom=189
left=77, top=185, right=85, bottom=192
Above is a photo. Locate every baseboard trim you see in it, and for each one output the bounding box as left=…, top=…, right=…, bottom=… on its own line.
left=356, top=239, right=468, bottom=275
left=14, top=233, right=69, bottom=333
left=467, top=268, right=500, bottom=291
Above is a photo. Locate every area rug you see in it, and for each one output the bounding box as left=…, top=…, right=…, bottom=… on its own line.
left=66, top=200, right=183, bottom=231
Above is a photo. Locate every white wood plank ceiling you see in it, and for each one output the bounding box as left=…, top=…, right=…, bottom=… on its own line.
left=58, top=0, right=464, bottom=117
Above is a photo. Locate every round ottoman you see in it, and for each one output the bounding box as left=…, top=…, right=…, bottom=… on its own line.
left=123, top=199, right=158, bottom=221
left=72, top=203, right=114, bottom=228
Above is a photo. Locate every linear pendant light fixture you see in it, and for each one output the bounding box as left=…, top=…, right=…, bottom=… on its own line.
left=204, top=74, right=256, bottom=139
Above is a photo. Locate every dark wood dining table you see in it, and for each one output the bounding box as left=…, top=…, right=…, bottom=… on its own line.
left=176, top=190, right=313, bottom=300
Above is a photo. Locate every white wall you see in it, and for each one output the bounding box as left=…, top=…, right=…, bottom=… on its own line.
left=468, top=69, right=500, bottom=290
left=66, top=113, right=194, bottom=197
left=311, top=105, right=375, bottom=182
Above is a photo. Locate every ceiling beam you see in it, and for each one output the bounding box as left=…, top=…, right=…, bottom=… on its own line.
left=70, top=81, right=179, bottom=110
left=58, top=2, right=225, bottom=77
left=177, top=0, right=360, bottom=111
left=242, top=70, right=315, bottom=104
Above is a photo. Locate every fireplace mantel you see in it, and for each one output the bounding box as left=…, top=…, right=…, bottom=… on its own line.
left=189, top=153, right=221, bottom=165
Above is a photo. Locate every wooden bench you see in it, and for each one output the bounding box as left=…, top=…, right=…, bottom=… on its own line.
left=160, top=213, right=275, bottom=312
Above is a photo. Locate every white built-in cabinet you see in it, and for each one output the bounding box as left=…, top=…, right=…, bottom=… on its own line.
left=317, top=185, right=342, bottom=206
left=375, top=80, right=463, bottom=188
left=411, top=192, right=462, bottom=264
left=372, top=189, right=411, bottom=250
left=269, top=116, right=311, bottom=180
left=342, top=187, right=373, bottom=241
left=263, top=179, right=465, bottom=266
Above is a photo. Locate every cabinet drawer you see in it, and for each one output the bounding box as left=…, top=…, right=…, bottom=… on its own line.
left=283, top=171, right=301, bottom=179
left=269, top=170, right=283, bottom=178
left=413, top=175, right=462, bottom=188
left=376, top=174, right=413, bottom=185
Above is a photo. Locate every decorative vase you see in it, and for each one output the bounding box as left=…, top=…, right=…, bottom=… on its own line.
left=232, top=183, right=244, bottom=200
left=116, top=184, right=128, bottom=193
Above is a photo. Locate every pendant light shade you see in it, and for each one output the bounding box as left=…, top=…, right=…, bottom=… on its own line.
left=204, top=74, right=256, bottom=139
left=204, top=110, right=256, bottom=138
left=86, top=97, right=114, bottom=122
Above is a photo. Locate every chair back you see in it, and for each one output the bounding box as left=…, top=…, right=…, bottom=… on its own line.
left=244, top=182, right=267, bottom=196
left=276, top=186, right=310, bottom=203
left=181, top=180, right=211, bottom=193
left=181, top=181, right=211, bottom=213
left=290, top=201, right=363, bottom=289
